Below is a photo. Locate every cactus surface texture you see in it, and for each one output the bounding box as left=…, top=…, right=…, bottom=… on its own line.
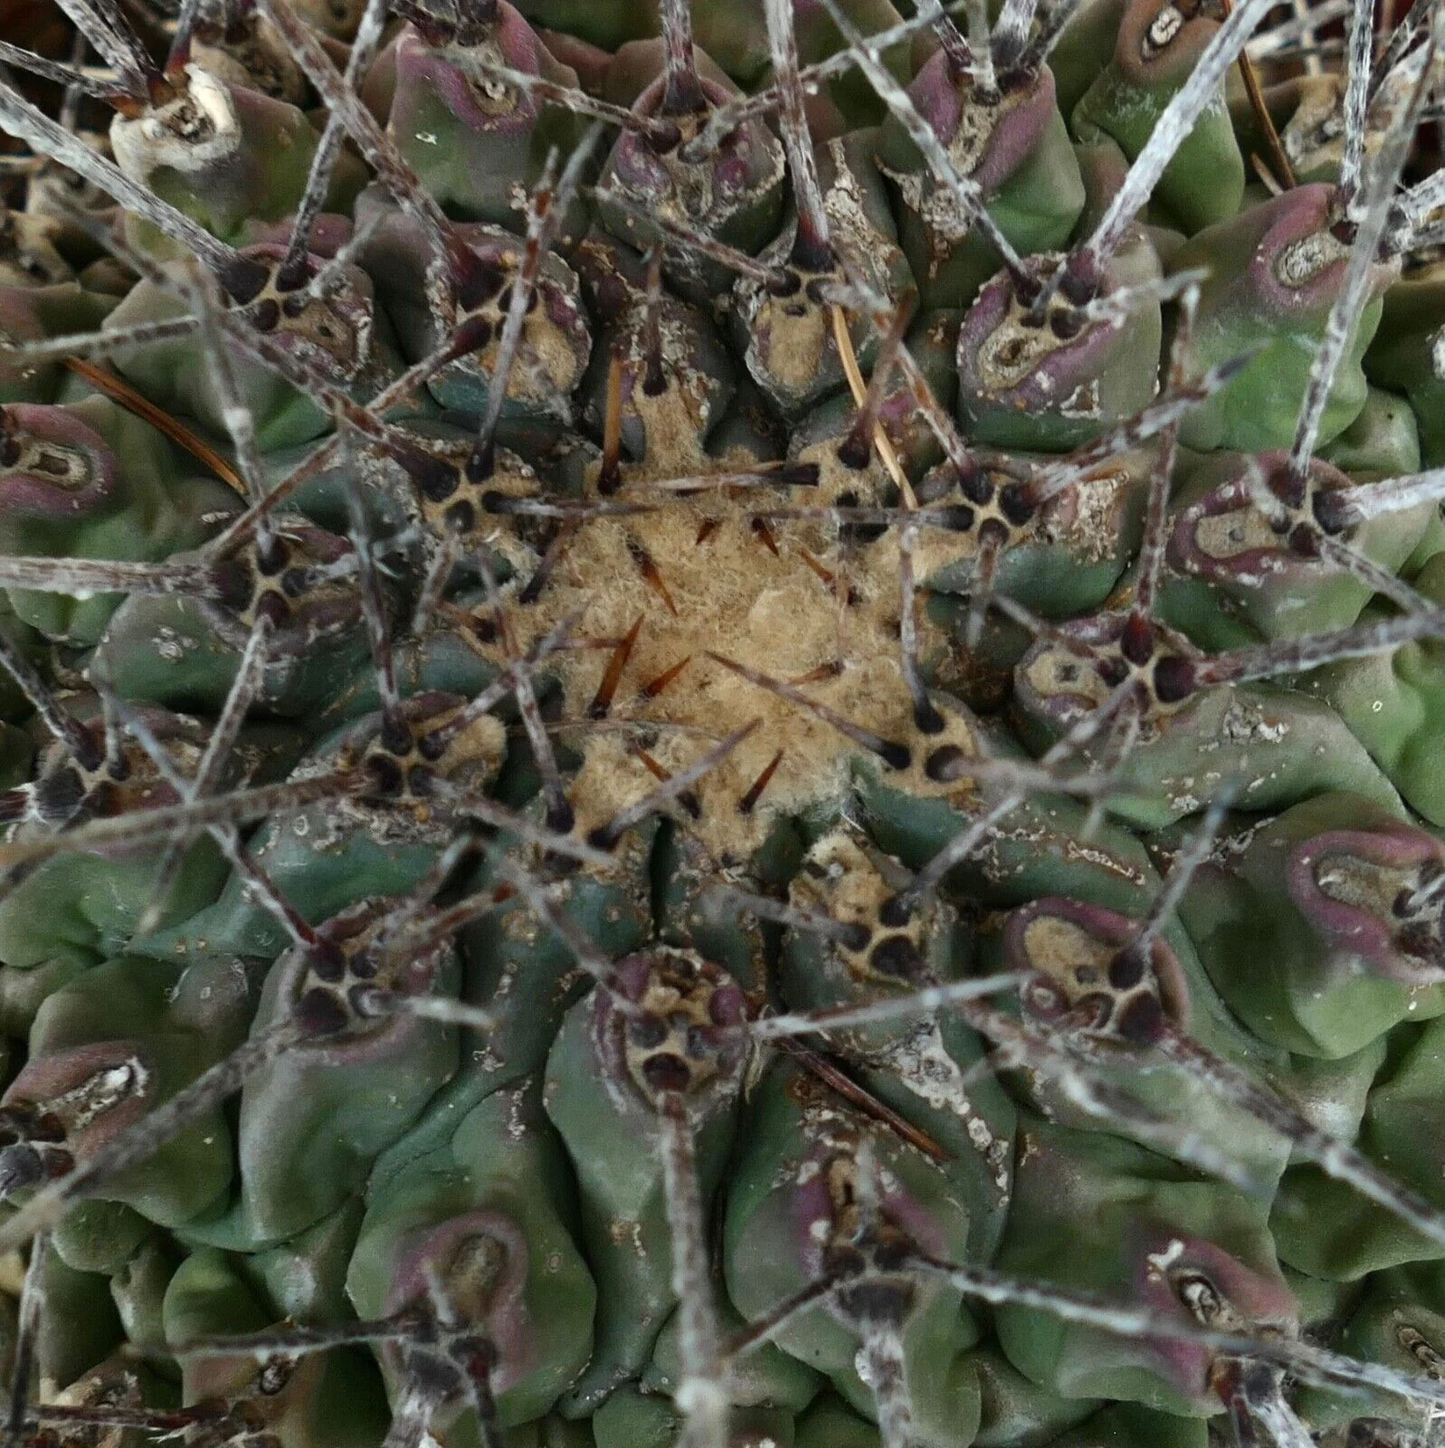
left=2, top=0, right=1445, bottom=1444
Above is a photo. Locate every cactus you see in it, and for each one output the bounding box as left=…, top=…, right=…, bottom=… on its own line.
left=0, top=0, right=1443, bottom=1446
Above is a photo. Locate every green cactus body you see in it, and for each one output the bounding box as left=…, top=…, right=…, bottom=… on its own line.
left=995, top=1118, right=1297, bottom=1414
left=1167, top=185, right=1395, bottom=454
left=349, top=1073, right=597, bottom=1431
left=722, top=1061, right=987, bottom=1447
left=1310, top=554, right=1445, bottom=826
left=1070, top=0, right=1244, bottom=237
left=162, top=1248, right=392, bottom=1448
left=544, top=951, right=749, bottom=1411
left=1366, top=260, right=1445, bottom=467
left=875, top=59, right=1085, bottom=311
left=1272, top=1016, right=1445, bottom=1279
left=0, top=398, right=239, bottom=645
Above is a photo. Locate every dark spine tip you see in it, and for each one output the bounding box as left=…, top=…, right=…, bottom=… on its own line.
left=788, top=226, right=835, bottom=277
left=406, top=763, right=437, bottom=799
left=659, top=73, right=707, bottom=122
left=913, top=700, right=946, bottom=735
left=274, top=251, right=311, bottom=294
left=0, top=1143, right=52, bottom=1198
left=641, top=1052, right=692, bottom=1095
left=455, top=256, right=506, bottom=314
left=546, top=800, right=576, bottom=836
left=461, top=0, right=502, bottom=34
left=924, top=744, right=969, bottom=783
left=629, top=1014, right=668, bottom=1048
left=836, top=430, right=873, bottom=472
left=1093, top=655, right=1128, bottom=688
left=868, top=932, right=927, bottom=981
left=1288, top=522, right=1321, bottom=558
left=1115, top=990, right=1166, bottom=1046
left=1050, top=308, right=1085, bottom=341
left=958, top=465, right=993, bottom=506
left=253, top=592, right=292, bottom=629
left=255, top=536, right=289, bottom=576
left=876, top=740, right=912, bottom=771
left=33, top=766, right=86, bottom=823
left=451, top=313, right=496, bottom=358
left=70, top=731, right=106, bottom=777
left=1059, top=254, right=1101, bottom=307
left=1311, top=490, right=1350, bottom=536
left=362, top=752, right=405, bottom=797
left=878, top=893, right=913, bottom=928
left=295, top=986, right=351, bottom=1038
left=448, top=244, right=499, bottom=309
left=1151, top=654, right=1198, bottom=705
left=379, top=718, right=414, bottom=758
left=646, top=119, right=684, bottom=154
left=998, top=482, right=1037, bottom=527
left=1107, top=946, right=1147, bottom=990
left=466, top=439, right=495, bottom=485
left=1269, top=461, right=1309, bottom=512
left=221, top=256, right=271, bottom=306
left=1011, top=270, right=1043, bottom=309
left=412, top=454, right=463, bottom=504
left=1119, top=613, right=1155, bottom=667
left=308, top=939, right=349, bottom=984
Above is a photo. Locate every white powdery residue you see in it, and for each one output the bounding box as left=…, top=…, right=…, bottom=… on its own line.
left=154, top=625, right=190, bottom=663
left=1295, top=1087, right=1364, bottom=1142
left=1218, top=697, right=1290, bottom=746
left=1057, top=380, right=1102, bottom=420
left=503, top=1086, right=527, bottom=1142
left=881, top=1021, right=1010, bottom=1192
left=1054, top=472, right=1127, bottom=564
left=822, top=142, right=873, bottom=242
left=1144, top=1238, right=1187, bottom=1282
left=55, top=1057, right=149, bottom=1132
left=606, top=1219, right=647, bottom=1259
left=854, top=1346, right=877, bottom=1386
left=1058, top=840, right=1148, bottom=885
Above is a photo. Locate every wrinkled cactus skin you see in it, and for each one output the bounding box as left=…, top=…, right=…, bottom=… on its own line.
left=1, top=0, right=1445, bottom=1446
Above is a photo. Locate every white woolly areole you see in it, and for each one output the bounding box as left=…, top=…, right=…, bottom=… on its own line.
left=110, top=66, right=240, bottom=186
